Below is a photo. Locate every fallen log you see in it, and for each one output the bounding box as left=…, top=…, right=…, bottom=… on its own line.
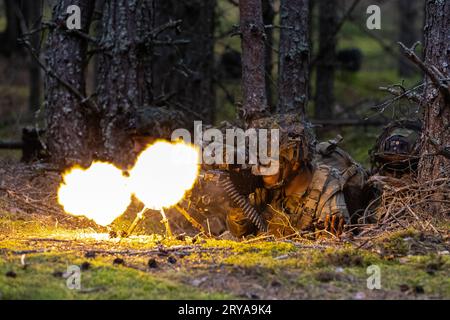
left=0, top=141, right=23, bottom=149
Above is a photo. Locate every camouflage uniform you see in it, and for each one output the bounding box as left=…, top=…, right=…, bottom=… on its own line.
left=226, top=114, right=350, bottom=238
left=314, top=135, right=368, bottom=223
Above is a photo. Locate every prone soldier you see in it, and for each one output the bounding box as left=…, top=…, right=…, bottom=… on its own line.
left=226, top=114, right=351, bottom=239
left=363, top=120, right=421, bottom=223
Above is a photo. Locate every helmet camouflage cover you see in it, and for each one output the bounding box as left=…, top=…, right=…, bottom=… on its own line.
left=370, top=120, right=421, bottom=173
left=250, top=113, right=316, bottom=167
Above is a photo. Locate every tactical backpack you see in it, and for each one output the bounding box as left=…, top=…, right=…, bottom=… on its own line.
left=314, top=135, right=368, bottom=222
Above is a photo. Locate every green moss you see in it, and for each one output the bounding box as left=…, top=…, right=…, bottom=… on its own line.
left=0, top=252, right=232, bottom=300
left=1, top=208, right=449, bottom=299
left=375, top=229, right=421, bottom=256
left=365, top=256, right=450, bottom=297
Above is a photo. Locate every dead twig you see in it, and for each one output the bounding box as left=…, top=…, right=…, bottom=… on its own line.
left=174, top=205, right=206, bottom=234
left=21, top=40, right=100, bottom=114
left=357, top=175, right=449, bottom=240
left=398, top=41, right=450, bottom=100
left=42, top=21, right=98, bottom=44
left=150, top=19, right=183, bottom=39
left=379, top=84, right=423, bottom=104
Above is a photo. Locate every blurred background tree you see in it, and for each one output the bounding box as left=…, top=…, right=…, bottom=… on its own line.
left=0, top=0, right=425, bottom=166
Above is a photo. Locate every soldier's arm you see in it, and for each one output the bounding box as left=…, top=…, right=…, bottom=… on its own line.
left=317, top=190, right=350, bottom=236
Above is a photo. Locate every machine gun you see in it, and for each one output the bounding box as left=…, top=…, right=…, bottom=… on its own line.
left=122, top=165, right=267, bottom=238
left=185, top=165, right=268, bottom=233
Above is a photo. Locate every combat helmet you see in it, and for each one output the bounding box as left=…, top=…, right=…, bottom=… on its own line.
left=249, top=113, right=316, bottom=177
left=370, top=120, right=421, bottom=175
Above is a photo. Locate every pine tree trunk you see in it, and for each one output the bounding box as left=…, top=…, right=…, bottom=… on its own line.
left=398, top=0, right=419, bottom=77
left=277, top=0, right=309, bottom=118
left=92, top=0, right=106, bottom=89
left=239, top=0, right=268, bottom=123
left=96, top=0, right=154, bottom=168
left=45, top=0, right=96, bottom=166
left=314, top=0, right=337, bottom=120
left=28, top=0, right=42, bottom=112
left=262, top=0, right=274, bottom=108
left=153, top=0, right=216, bottom=124
left=418, top=1, right=450, bottom=184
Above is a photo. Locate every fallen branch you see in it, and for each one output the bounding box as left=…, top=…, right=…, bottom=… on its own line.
left=174, top=205, right=206, bottom=234
left=0, top=141, right=23, bottom=149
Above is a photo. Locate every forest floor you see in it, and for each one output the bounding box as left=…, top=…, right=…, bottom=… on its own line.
left=0, top=161, right=449, bottom=300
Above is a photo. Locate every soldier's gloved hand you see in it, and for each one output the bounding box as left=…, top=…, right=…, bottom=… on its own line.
left=226, top=207, right=257, bottom=238
left=317, top=213, right=346, bottom=237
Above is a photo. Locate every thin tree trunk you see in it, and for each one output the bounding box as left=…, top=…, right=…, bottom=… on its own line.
left=418, top=1, right=450, bottom=184
left=398, top=0, right=419, bottom=77
left=0, top=0, right=22, bottom=55
left=45, top=0, right=96, bottom=166
left=93, top=0, right=106, bottom=90
left=28, top=0, right=42, bottom=112
left=153, top=0, right=216, bottom=124
left=96, top=0, right=154, bottom=168
left=277, top=0, right=309, bottom=118
left=239, top=0, right=268, bottom=123
left=262, top=0, right=274, bottom=108
left=314, top=0, right=337, bottom=120
left=307, top=0, right=315, bottom=105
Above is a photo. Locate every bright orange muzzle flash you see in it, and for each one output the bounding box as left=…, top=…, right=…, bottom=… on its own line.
left=129, top=140, right=200, bottom=210
left=57, top=141, right=200, bottom=227
left=57, top=162, right=131, bottom=226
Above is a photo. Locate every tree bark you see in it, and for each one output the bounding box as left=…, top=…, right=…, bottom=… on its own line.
left=314, top=0, right=338, bottom=120
left=92, top=0, right=106, bottom=90
left=45, top=0, right=96, bottom=166
left=398, top=0, right=419, bottom=77
left=96, top=0, right=154, bottom=168
left=418, top=1, right=450, bottom=184
left=307, top=0, right=315, bottom=105
left=153, top=0, right=216, bottom=124
left=277, top=0, right=309, bottom=118
left=262, top=0, right=274, bottom=108
left=28, top=0, right=42, bottom=112
left=239, top=0, right=268, bottom=123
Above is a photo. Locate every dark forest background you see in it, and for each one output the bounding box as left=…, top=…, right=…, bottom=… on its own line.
left=1, top=1, right=450, bottom=301
left=0, top=0, right=424, bottom=165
